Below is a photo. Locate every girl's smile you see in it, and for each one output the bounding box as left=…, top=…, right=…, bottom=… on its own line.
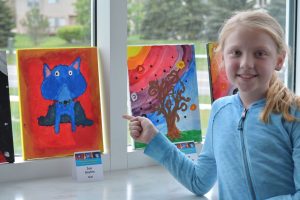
left=237, top=73, right=258, bottom=80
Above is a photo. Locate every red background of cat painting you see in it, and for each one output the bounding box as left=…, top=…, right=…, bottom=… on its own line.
left=17, top=47, right=103, bottom=160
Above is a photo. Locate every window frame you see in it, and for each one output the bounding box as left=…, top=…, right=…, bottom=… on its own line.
left=97, top=0, right=157, bottom=170
left=296, top=0, right=300, bottom=94
left=286, top=0, right=297, bottom=92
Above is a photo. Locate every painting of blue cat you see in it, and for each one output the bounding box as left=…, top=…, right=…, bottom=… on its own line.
left=38, top=57, right=93, bottom=133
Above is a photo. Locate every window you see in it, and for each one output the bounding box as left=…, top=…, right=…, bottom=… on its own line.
left=127, top=0, right=294, bottom=143
left=58, top=18, right=66, bottom=26
left=5, top=0, right=93, bottom=157
left=48, top=0, right=59, bottom=4
left=48, top=17, right=55, bottom=27
left=27, top=0, right=39, bottom=7
left=48, top=17, right=66, bottom=27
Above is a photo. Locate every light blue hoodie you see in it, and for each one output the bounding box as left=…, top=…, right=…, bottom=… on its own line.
left=144, top=94, right=300, bottom=200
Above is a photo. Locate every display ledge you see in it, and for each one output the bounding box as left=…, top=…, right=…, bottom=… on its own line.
left=0, top=165, right=218, bottom=200
left=0, top=154, right=110, bottom=183
left=0, top=143, right=203, bottom=183
left=0, top=150, right=160, bottom=183
left=0, top=143, right=202, bottom=183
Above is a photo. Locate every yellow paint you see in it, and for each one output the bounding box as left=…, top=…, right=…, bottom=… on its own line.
left=176, top=60, right=185, bottom=69
left=127, top=46, right=151, bottom=70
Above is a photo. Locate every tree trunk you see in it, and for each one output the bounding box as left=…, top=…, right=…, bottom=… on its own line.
left=166, top=116, right=180, bottom=140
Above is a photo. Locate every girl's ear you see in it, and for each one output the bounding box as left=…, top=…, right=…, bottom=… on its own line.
left=275, top=51, right=286, bottom=71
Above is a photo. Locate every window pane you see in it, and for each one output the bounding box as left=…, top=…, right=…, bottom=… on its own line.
left=127, top=0, right=291, bottom=145
left=1, top=0, right=93, bottom=156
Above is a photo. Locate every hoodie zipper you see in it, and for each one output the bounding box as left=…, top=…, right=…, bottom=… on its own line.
left=238, top=108, right=256, bottom=200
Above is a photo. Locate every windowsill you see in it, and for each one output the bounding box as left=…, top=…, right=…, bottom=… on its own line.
left=0, top=153, right=109, bottom=183
left=0, top=165, right=217, bottom=200
left=1, top=140, right=204, bottom=183
left=13, top=155, right=23, bottom=163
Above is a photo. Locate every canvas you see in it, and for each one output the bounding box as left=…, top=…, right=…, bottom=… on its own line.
left=0, top=51, right=14, bottom=163
left=206, top=42, right=237, bottom=102
left=17, top=47, right=103, bottom=160
left=127, top=44, right=201, bottom=149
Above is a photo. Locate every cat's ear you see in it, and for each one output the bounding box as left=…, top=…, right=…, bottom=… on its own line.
left=72, top=57, right=81, bottom=70
left=43, top=64, right=51, bottom=78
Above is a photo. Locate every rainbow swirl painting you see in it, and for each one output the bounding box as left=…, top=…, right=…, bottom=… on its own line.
left=127, top=44, right=201, bottom=148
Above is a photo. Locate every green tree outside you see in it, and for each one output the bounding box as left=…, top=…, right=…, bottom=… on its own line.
left=128, top=0, right=145, bottom=35
left=57, top=25, right=84, bottom=44
left=266, top=0, right=286, bottom=29
left=74, top=0, right=91, bottom=44
left=21, top=7, right=49, bottom=45
left=131, top=0, right=257, bottom=41
left=0, top=0, right=15, bottom=48
left=205, top=0, right=256, bottom=41
left=140, top=0, right=207, bottom=40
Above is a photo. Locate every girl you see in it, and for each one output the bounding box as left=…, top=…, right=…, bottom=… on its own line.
left=124, top=10, right=300, bottom=200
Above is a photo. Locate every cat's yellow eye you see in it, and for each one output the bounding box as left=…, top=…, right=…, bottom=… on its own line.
left=55, top=71, right=60, bottom=76
left=68, top=70, right=73, bottom=76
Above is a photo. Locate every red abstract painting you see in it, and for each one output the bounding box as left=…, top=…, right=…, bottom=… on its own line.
left=17, top=47, right=103, bottom=160
left=206, top=42, right=237, bottom=102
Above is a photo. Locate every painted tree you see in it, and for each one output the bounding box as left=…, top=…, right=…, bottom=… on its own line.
left=148, top=69, right=190, bottom=140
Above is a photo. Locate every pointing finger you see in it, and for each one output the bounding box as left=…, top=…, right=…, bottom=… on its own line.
left=122, top=114, right=134, bottom=120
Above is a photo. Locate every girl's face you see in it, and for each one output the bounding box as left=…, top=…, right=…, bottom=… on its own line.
left=222, top=26, right=285, bottom=103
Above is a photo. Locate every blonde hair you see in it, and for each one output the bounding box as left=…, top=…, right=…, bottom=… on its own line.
left=217, top=10, right=300, bottom=122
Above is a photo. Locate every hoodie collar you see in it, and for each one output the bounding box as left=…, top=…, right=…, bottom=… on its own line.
left=234, top=93, right=266, bottom=109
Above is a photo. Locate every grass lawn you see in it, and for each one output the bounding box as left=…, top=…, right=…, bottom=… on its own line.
left=14, top=34, right=68, bottom=49
left=199, top=95, right=211, bottom=104
left=9, top=88, right=21, bottom=154
left=10, top=101, right=21, bottom=155
left=14, top=34, right=86, bottom=48
left=6, top=34, right=90, bottom=65
left=128, top=35, right=208, bottom=54
left=9, top=87, right=18, bottom=96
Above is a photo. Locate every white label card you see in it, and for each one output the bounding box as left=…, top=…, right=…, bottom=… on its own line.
left=73, top=150, right=103, bottom=182
left=175, top=141, right=198, bottom=162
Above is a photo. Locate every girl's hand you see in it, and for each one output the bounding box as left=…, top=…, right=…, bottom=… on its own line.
left=122, top=115, right=158, bottom=144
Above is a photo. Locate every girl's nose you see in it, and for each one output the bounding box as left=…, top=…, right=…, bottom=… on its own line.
left=240, top=54, right=254, bottom=69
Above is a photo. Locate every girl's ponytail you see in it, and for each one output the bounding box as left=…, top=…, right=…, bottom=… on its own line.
left=261, top=72, right=300, bottom=122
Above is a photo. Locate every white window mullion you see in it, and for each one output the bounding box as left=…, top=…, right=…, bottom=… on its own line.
left=97, top=0, right=128, bottom=170
left=296, top=0, right=300, bottom=94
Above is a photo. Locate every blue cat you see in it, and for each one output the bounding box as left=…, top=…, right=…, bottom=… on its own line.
left=39, top=57, right=92, bottom=133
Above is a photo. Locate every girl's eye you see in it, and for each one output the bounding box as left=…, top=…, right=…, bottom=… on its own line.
left=255, top=51, right=267, bottom=57
left=230, top=50, right=241, bottom=57
left=68, top=70, right=73, bottom=76
left=55, top=71, right=60, bottom=76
